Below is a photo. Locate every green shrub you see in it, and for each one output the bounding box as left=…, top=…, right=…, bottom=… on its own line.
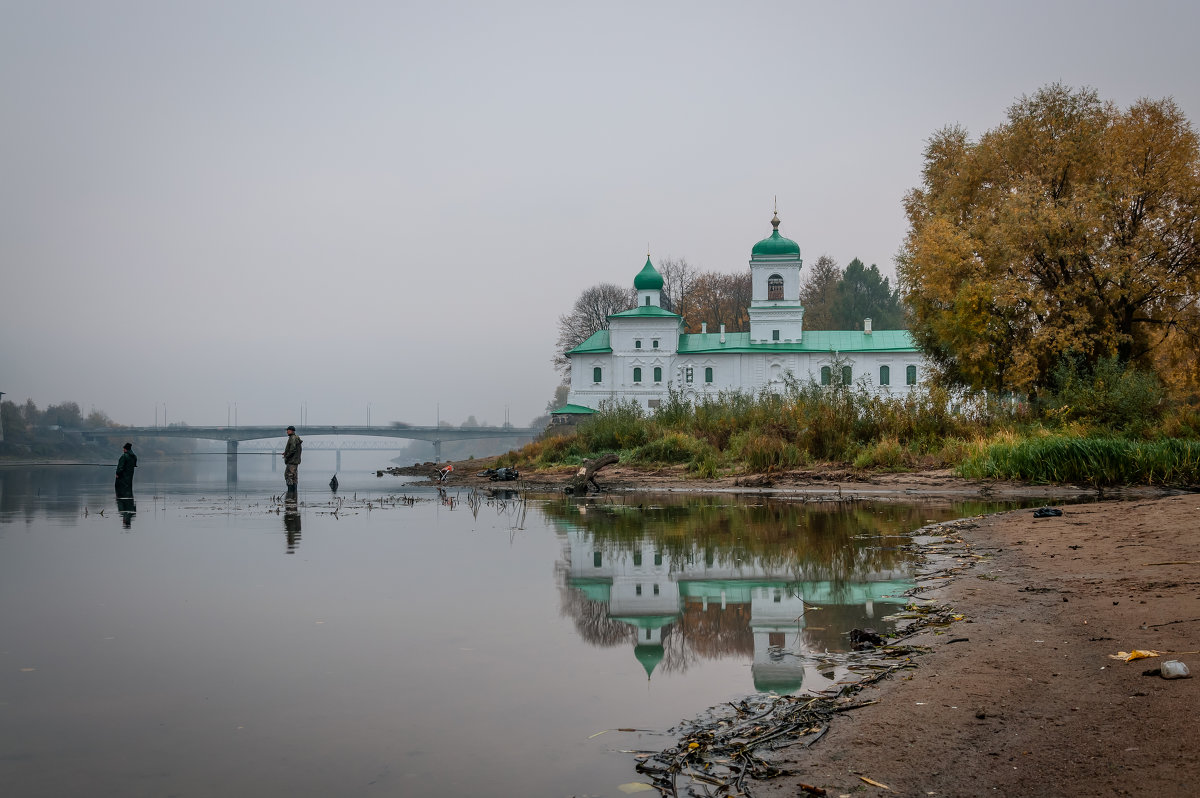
left=1042, top=356, right=1165, bottom=433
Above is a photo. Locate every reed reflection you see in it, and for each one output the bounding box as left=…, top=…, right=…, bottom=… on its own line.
left=546, top=496, right=933, bottom=694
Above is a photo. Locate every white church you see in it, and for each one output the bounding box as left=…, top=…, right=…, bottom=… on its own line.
left=559, top=212, right=925, bottom=415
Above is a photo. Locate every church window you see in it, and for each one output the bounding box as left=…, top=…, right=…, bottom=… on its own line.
left=821, top=366, right=831, bottom=385
left=767, top=273, right=784, bottom=300
left=906, top=364, right=917, bottom=385
left=645, top=629, right=653, bottom=641
left=633, top=367, right=642, bottom=383
left=653, top=583, right=660, bottom=595
left=636, top=584, right=642, bottom=596
left=652, top=339, right=659, bottom=348
left=685, top=367, right=694, bottom=383
left=633, top=551, right=642, bottom=566
left=880, top=365, right=890, bottom=386
left=705, top=367, right=713, bottom=383
left=593, top=552, right=602, bottom=568
left=772, top=329, right=780, bottom=341
left=842, top=365, right=853, bottom=384
left=635, top=340, right=642, bottom=349
left=644, top=296, right=651, bottom=306
left=654, top=552, right=662, bottom=566
left=653, top=367, right=662, bottom=382
left=593, top=367, right=602, bottom=383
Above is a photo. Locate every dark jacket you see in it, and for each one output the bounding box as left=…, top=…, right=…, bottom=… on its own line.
left=115, top=451, right=137, bottom=495
left=283, top=434, right=303, bottom=465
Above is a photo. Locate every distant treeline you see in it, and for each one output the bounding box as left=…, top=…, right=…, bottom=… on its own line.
left=0, top=398, right=194, bottom=459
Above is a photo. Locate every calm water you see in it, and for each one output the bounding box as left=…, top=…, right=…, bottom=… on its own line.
left=1, top=460, right=1018, bottom=797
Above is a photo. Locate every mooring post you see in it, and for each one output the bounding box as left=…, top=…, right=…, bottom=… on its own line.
left=226, top=439, right=238, bottom=482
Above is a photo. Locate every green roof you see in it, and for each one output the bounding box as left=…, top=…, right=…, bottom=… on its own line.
left=751, top=214, right=801, bottom=259
left=567, top=329, right=611, bottom=354
left=552, top=404, right=597, bottom=415
left=677, top=329, right=918, bottom=354
left=609, top=305, right=681, bottom=319
left=633, top=257, right=664, bottom=290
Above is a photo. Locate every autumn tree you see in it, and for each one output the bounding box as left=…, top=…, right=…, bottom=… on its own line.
left=685, top=271, right=751, bottom=333
left=798, top=255, right=841, bottom=330
left=899, top=84, right=1200, bottom=393
left=554, top=282, right=634, bottom=377
left=657, top=257, right=698, bottom=319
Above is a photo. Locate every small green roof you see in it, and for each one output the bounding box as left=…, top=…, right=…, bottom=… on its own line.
left=677, top=329, right=917, bottom=354
left=567, top=329, right=611, bottom=354
left=751, top=213, right=801, bottom=260
left=634, top=644, right=665, bottom=679
left=552, top=404, right=597, bottom=415
left=633, top=257, right=664, bottom=290
left=609, top=305, right=681, bottom=319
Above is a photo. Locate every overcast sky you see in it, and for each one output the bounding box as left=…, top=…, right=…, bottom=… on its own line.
left=3, top=1, right=1199, bottom=428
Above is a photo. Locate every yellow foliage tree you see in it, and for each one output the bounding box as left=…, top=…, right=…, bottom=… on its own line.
left=899, top=84, right=1200, bottom=394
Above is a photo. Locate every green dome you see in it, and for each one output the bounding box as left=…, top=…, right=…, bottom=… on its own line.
left=634, top=643, right=665, bottom=679
left=751, top=213, right=800, bottom=259
left=633, top=257, right=664, bottom=290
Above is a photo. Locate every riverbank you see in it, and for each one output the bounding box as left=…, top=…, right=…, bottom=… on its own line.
left=754, top=493, right=1200, bottom=797
left=387, top=457, right=1173, bottom=501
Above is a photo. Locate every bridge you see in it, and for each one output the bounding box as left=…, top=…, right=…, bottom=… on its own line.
left=90, top=425, right=541, bottom=479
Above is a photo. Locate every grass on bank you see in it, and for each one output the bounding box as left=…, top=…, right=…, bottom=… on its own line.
left=498, top=360, right=1200, bottom=487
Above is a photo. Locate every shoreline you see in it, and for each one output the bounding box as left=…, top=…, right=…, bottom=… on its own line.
left=411, top=459, right=1199, bottom=795
left=751, top=493, right=1200, bottom=797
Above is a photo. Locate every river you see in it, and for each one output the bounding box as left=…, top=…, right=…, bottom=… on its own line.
left=0, top=460, right=1024, bottom=797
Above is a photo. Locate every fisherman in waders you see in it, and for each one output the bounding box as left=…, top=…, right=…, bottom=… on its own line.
left=282, top=425, right=302, bottom=492
left=115, top=442, right=137, bottom=498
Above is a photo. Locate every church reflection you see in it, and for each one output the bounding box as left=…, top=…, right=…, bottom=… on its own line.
left=552, top=499, right=918, bottom=695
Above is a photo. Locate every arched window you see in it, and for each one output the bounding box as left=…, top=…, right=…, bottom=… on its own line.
left=653, top=366, right=662, bottom=382
left=767, top=273, right=784, bottom=300
left=821, top=366, right=831, bottom=385
left=635, top=340, right=642, bottom=349
left=842, top=365, right=853, bottom=385
left=705, top=367, right=713, bottom=383
left=879, top=365, right=890, bottom=386
left=593, top=367, right=602, bottom=383
left=633, top=367, right=642, bottom=383
left=906, top=365, right=917, bottom=385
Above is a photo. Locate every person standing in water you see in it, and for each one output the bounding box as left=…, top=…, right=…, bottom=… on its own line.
left=282, top=425, right=302, bottom=492
left=115, top=442, right=137, bottom=498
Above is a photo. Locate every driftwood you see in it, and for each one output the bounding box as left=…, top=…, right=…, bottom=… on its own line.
left=565, top=454, right=619, bottom=495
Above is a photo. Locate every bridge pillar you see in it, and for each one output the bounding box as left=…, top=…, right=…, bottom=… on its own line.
left=226, top=440, right=238, bottom=482
left=433, top=440, right=442, bottom=463
left=336, top=449, right=341, bottom=472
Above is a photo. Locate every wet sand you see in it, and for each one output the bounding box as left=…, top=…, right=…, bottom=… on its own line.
left=753, top=493, right=1200, bottom=798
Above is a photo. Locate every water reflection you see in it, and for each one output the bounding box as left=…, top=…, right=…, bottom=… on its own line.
left=283, top=494, right=301, bottom=553
left=117, top=497, right=136, bottom=529
left=546, top=496, right=934, bottom=695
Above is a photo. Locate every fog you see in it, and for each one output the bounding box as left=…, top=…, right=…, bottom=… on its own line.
left=3, top=1, right=1198, bottom=428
